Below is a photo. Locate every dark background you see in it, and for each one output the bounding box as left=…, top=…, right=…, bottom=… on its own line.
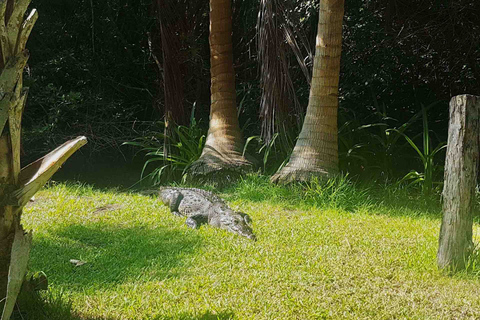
left=22, top=0, right=480, bottom=187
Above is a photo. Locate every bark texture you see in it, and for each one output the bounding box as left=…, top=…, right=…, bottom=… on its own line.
left=0, top=1, right=86, bottom=318
left=188, top=0, right=253, bottom=178
left=1, top=229, right=31, bottom=320
left=0, top=0, right=37, bottom=309
left=271, top=0, right=344, bottom=183
left=437, top=95, right=480, bottom=271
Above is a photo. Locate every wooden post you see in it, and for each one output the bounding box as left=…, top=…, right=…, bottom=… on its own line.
left=437, top=95, right=480, bottom=271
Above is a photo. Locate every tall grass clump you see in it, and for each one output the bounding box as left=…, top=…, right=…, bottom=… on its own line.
left=366, top=181, right=443, bottom=218
left=223, top=174, right=298, bottom=204
left=225, top=174, right=371, bottom=212
left=301, top=175, right=372, bottom=211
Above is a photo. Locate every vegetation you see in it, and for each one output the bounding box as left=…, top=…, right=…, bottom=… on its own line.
left=20, top=179, right=480, bottom=319
left=23, top=0, right=478, bottom=183
left=124, top=117, right=206, bottom=185
left=395, top=104, right=447, bottom=196
left=4, top=0, right=479, bottom=318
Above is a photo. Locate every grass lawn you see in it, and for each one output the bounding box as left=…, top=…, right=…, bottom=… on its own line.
left=21, top=176, right=480, bottom=320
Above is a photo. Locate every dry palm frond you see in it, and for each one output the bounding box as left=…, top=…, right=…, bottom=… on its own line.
left=257, top=0, right=311, bottom=147
left=149, top=0, right=209, bottom=159
left=150, top=0, right=187, bottom=127
left=149, top=0, right=209, bottom=128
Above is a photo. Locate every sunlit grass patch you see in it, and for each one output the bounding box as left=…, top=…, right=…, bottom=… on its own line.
left=21, top=179, right=480, bottom=319
left=222, top=174, right=372, bottom=213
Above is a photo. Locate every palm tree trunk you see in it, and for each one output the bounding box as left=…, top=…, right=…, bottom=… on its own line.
left=271, top=0, right=344, bottom=183
left=188, top=0, right=253, bottom=178
left=0, top=1, right=86, bottom=317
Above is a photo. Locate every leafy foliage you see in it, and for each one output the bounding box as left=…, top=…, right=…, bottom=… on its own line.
left=149, top=0, right=210, bottom=126
left=394, top=104, right=447, bottom=195
left=124, top=118, right=206, bottom=185
left=25, top=0, right=158, bottom=157
left=338, top=99, right=447, bottom=182
left=243, top=133, right=292, bottom=176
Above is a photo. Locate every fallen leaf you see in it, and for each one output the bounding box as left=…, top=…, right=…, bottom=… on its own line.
left=69, top=259, right=87, bottom=267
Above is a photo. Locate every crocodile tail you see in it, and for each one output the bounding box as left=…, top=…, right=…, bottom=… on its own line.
left=139, top=189, right=160, bottom=196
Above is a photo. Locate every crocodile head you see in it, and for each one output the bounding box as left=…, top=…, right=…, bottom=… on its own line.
left=211, top=206, right=256, bottom=241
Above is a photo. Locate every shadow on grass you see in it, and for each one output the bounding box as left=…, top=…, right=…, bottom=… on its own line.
left=13, top=290, right=234, bottom=320
left=365, top=185, right=444, bottom=219
left=154, top=311, right=236, bottom=320
left=13, top=290, right=77, bottom=320
left=218, top=174, right=445, bottom=219
left=29, top=224, right=203, bottom=289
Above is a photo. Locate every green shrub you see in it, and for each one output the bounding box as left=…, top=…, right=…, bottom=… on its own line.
left=124, top=119, right=206, bottom=185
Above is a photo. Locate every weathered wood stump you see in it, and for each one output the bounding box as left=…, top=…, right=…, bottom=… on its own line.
left=437, top=95, right=480, bottom=271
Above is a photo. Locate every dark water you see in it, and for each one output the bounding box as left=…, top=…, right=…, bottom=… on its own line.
left=32, top=150, right=147, bottom=190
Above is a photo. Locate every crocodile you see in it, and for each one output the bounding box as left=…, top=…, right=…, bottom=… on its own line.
left=158, top=187, right=256, bottom=241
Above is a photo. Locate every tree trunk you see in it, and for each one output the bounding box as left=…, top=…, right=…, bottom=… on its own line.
left=437, top=95, right=480, bottom=271
left=271, top=0, right=344, bottom=183
left=0, top=135, right=15, bottom=298
left=0, top=0, right=35, bottom=310
left=0, top=1, right=86, bottom=318
left=187, top=0, right=253, bottom=179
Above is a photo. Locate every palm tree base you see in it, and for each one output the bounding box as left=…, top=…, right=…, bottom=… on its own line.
left=186, top=151, right=255, bottom=184
left=271, top=164, right=337, bottom=184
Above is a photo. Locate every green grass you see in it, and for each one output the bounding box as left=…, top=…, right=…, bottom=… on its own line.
left=20, top=176, right=480, bottom=319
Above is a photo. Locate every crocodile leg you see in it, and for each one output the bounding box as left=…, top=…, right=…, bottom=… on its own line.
left=237, top=212, right=253, bottom=225
left=186, top=214, right=208, bottom=229
left=171, top=211, right=183, bottom=217
left=168, top=191, right=184, bottom=215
